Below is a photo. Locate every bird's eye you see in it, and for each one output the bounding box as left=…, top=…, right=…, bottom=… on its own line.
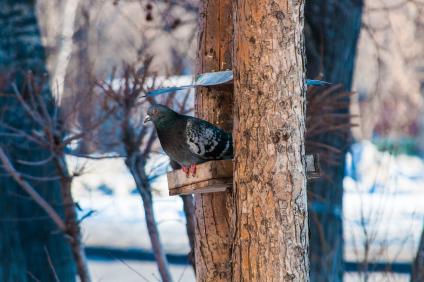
left=152, top=108, right=158, bottom=116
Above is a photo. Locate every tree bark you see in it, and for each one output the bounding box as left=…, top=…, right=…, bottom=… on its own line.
left=194, top=0, right=234, bottom=281
left=304, top=1, right=363, bottom=281
left=181, top=194, right=196, bottom=271
left=57, top=156, right=91, bottom=282
left=61, top=181, right=91, bottom=282
left=232, top=1, right=309, bottom=281
left=0, top=2, right=75, bottom=281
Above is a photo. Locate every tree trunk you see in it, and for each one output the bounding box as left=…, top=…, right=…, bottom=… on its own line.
left=304, top=1, right=363, bottom=281
left=63, top=0, right=96, bottom=154
left=57, top=159, right=91, bottom=282
left=126, top=154, right=173, bottom=282
left=194, top=0, right=234, bottom=281
left=232, top=0, right=309, bottom=281
left=0, top=2, right=75, bottom=281
left=171, top=158, right=196, bottom=272
left=143, top=191, right=173, bottom=282
left=181, top=194, right=196, bottom=271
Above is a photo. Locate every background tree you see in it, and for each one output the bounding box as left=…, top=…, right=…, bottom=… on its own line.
left=304, top=0, right=364, bottom=281
left=62, top=0, right=96, bottom=154
left=0, top=1, right=75, bottom=281
left=96, top=62, right=193, bottom=282
left=98, top=63, right=172, bottom=282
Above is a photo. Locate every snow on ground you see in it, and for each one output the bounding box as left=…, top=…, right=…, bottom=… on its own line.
left=68, top=141, right=424, bottom=263
left=88, top=259, right=409, bottom=282
left=67, top=154, right=190, bottom=254
left=344, top=272, right=409, bottom=282
left=344, top=141, right=424, bottom=262
left=89, top=259, right=195, bottom=282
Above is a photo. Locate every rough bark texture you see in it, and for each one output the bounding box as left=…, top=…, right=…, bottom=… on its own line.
left=0, top=2, right=75, bottom=281
left=61, top=182, right=91, bottom=282
left=194, top=0, right=234, bottom=281
left=56, top=157, right=91, bottom=282
left=232, top=1, right=309, bottom=281
left=304, top=1, right=363, bottom=281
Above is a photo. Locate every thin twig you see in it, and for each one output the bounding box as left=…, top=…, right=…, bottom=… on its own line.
left=16, top=154, right=54, bottom=166
left=177, top=263, right=189, bottom=282
left=44, top=246, right=61, bottom=282
left=109, top=253, right=151, bottom=282
left=11, top=83, right=46, bottom=129
left=65, top=151, right=126, bottom=159
left=26, top=271, right=41, bottom=282
left=78, top=210, right=96, bottom=223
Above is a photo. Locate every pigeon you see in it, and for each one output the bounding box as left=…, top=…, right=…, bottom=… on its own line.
left=144, top=104, right=232, bottom=176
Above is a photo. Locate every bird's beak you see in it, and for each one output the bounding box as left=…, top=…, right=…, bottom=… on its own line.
left=144, top=115, right=152, bottom=124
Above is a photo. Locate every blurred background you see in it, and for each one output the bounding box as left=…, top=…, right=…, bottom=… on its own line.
left=0, top=0, right=423, bottom=281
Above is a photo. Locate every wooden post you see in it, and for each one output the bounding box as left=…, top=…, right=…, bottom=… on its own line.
left=194, top=0, right=234, bottom=281
left=232, top=0, right=309, bottom=280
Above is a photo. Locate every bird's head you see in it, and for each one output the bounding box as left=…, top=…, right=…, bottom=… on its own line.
left=144, top=104, right=178, bottom=128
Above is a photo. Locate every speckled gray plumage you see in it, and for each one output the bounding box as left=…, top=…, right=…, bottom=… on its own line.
left=146, top=104, right=233, bottom=166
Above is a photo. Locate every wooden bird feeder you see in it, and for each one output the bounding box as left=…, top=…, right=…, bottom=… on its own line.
left=167, top=153, right=320, bottom=196
left=149, top=71, right=322, bottom=196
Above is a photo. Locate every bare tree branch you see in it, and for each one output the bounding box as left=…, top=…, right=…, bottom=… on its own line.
left=0, top=147, right=66, bottom=232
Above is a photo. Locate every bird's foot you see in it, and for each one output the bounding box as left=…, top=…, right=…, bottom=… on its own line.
left=189, top=164, right=197, bottom=177
left=181, top=166, right=190, bottom=177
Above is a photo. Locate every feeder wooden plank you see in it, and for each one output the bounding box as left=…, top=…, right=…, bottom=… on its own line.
left=167, top=154, right=320, bottom=196
left=167, top=159, right=232, bottom=189
left=169, top=178, right=232, bottom=196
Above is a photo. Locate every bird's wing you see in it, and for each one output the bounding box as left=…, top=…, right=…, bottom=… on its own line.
left=185, top=118, right=232, bottom=160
